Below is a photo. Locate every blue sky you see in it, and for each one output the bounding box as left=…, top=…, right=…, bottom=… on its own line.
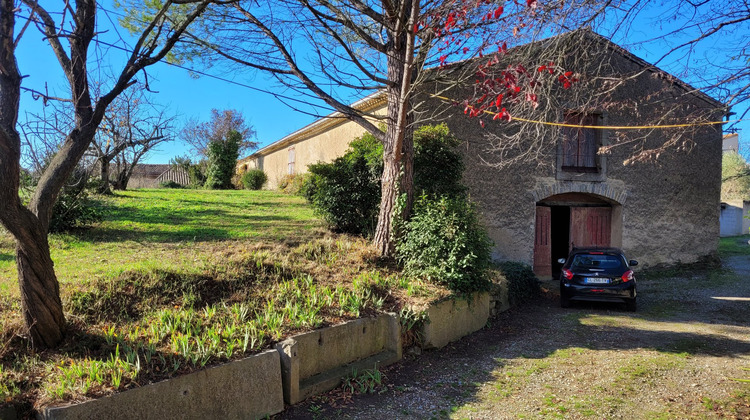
left=14, top=2, right=749, bottom=164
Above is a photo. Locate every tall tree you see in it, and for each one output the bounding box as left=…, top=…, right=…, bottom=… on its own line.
left=180, top=108, right=256, bottom=156
left=172, top=0, right=611, bottom=256
left=0, top=0, right=216, bottom=349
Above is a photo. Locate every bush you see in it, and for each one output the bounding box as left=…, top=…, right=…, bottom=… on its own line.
left=48, top=167, right=104, bottom=233
left=159, top=180, right=183, bottom=189
left=307, top=154, right=381, bottom=235
left=493, top=262, right=540, bottom=306
left=302, top=124, right=467, bottom=237
left=242, top=169, right=267, bottom=190
left=304, top=132, right=383, bottom=234
left=205, top=130, right=241, bottom=190
left=413, top=124, right=465, bottom=198
left=396, top=196, right=493, bottom=293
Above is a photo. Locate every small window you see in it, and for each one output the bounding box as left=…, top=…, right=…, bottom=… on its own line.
left=561, top=112, right=600, bottom=173
left=288, top=147, right=295, bottom=175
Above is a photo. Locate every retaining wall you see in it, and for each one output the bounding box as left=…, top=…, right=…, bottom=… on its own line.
left=38, top=349, right=283, bottom=420
left=421, top=292, right=491, bottom=349
left=17, top=285, right=515, bottom=419
left=276, top=313, right=401, bottom=404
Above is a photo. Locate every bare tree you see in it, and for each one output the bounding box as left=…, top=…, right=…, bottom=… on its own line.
left=180, top=108, right=256, bottom=156
left=93, top=84, right=176, bottom=194
left=0, top=0, right=217, bottom=349
left=174, top=0, right=612, bottom=256
left=601, top=1, right=749, bottom=127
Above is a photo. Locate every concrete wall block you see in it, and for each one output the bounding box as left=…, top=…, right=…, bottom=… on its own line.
left=276, top=313, right=402, bottom=404
left=422, top=292, right=490, bottom=349
left=39, top=350, right=284, bottom=420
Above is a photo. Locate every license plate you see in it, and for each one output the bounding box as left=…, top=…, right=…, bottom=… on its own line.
left=584, top=277, right=610, bottom=284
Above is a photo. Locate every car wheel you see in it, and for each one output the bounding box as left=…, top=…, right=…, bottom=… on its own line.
left=626, top=298, right=637, bottom=312
left=560, top=294, right=570, bottom=308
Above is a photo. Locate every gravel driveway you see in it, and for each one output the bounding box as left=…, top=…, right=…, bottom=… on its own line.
left=280, top=257, right=750, bottom=419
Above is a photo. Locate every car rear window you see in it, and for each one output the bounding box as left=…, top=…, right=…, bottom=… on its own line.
left=570, top=254, right=624, bottom=270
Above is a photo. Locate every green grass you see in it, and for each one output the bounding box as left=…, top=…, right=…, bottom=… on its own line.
left=719, top=234, right=750, bottom=257
left=0, top=188, right=447, bottom=411
left=1, top=189, right=320, bottom=297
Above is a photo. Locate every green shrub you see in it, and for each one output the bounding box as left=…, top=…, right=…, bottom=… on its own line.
left=303, top=125, right=466, bottom=237
left=159, top=180, right=183, bottom=189
left=396, top=196, right=492, bottom=293
left=205, top=130, right=241, bottom=190
left=241, top=169, right=267, bottom=190
left=413, top=124, right=465, bottom=198
left=48, top=167, right=104, bottom=233
left=494, top=262, right=540, bottom=306
left=307, top=153, right=381, bottom=235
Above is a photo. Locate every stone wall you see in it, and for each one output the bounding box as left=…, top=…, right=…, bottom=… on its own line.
left=425, top=35, right=722, bottom=268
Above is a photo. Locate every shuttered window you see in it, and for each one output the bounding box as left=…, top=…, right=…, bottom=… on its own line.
left=288, top=147, right=295, bottom=175
left=561, top=112, right=600, bottom=173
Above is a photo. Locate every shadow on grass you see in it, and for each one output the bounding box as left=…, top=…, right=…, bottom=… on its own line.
left=0, top=252, right=14, bottom=263
left=72, top=215, right=311, bottom=244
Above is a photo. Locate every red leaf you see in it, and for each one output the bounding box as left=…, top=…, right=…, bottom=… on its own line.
left=495, top=94, right=503, bottom=108
left=493, top=6, right=504, bottom=19
left=439, top=55, right=448, bottom=66
left=480, top=119, right=486, bottom=128
left=537, top=65, right=547, bottom=72
left=564, top=71, right=574, bottom=77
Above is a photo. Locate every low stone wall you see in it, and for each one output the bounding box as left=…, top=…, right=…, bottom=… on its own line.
left=421, top=292, right=491, bottom=349
left=490, top=281, right=511, bottom=317
left=276, top=313, right=401, bottom=404
left=38, top=349, right=284, bottom=420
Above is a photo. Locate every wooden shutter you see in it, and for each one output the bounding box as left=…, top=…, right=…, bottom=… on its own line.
left=570, top=207, right=611, bottom=249
left=533, top=206, right=552, bottom=277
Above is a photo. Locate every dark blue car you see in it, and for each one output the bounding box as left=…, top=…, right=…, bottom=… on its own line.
left=559, top=247, right=638, bottom=311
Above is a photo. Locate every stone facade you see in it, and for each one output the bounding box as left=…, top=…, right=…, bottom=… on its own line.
left=238, top=32, right=723, bottom=271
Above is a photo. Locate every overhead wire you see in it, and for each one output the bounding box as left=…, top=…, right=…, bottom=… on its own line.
left=14, top=9, right=742, bottom=131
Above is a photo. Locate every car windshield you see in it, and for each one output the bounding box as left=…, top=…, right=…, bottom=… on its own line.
left=570, top=254, right=623, bottom=270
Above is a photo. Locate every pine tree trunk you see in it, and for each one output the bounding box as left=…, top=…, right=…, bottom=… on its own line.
left=372, top=2, right=417, bottom=256
left=15, top=218, right=66, bottom=348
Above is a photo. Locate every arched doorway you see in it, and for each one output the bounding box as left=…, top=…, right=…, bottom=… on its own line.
left=533, top=192, right=622, bottom=279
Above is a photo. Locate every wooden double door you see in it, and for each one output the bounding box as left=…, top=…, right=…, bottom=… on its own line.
left=533, top=206, right=612, bottom=277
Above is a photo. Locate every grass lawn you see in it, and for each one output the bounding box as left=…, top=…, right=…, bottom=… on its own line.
left=0, top=189, right=447, bottom=412
left=718, top=234, right=750, bottom=256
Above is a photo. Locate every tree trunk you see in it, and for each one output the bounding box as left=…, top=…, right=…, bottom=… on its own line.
left=16, top=221, right=66, bottom=348
left=97, top=157, right=112, bottom=194
left=372, top=1, right=418, bottom=256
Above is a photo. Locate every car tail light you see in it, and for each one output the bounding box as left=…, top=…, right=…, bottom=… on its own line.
left=562, top=269, right=574, bottom=280
left=621, top=270, right=633, bottom=282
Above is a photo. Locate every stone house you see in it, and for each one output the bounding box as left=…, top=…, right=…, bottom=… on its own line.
left=239, top=31, right=725, bottom=275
